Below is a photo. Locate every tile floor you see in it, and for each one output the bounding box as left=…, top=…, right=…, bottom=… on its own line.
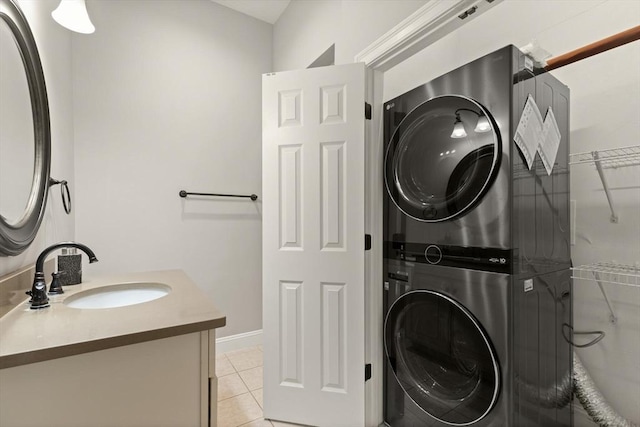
left=216, top=346, right=306, bottom=427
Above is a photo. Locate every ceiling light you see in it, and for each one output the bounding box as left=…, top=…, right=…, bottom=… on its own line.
left=450, top=114, right=467, bottom=139
left=474, top=115, right=491, bottom=133
left=452, top=108, right=492, bottom=138
left=52, top=0, right=95, bottom=34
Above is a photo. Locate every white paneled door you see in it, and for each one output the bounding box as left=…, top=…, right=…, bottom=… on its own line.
left=262, top=63, right=366, bottom=427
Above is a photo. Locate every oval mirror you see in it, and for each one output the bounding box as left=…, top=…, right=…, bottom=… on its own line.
left=0, top=0, right=51, bottom=256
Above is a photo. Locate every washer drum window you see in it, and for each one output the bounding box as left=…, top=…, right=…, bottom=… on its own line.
left=385, top=95, right=501, bottom=222
left=384, top=290, right=500, bottom=425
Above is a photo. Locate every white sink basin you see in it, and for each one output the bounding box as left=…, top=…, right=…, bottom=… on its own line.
left=64, top=282, right=171, bottom=309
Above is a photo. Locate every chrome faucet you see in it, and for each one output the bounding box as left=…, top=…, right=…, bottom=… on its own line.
left=28, top=242, right=98, bottom=309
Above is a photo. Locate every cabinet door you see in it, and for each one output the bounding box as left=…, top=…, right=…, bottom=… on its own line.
left=0, top=333, right=204, bottom=427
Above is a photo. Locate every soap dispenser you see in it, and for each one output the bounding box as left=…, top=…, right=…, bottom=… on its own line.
left=57, top=247, right=82, bottom=285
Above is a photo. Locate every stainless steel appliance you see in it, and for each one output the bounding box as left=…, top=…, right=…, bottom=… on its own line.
left=383, top=46, right=573, bottom=426
left=383, top=260, right=572, bottom=426
left=383, top=45, right=571, bottom=276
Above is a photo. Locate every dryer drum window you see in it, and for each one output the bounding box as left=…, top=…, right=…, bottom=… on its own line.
left=384, top=290, right=500, bottom=425
left=385, top=95, right=501, bottom=222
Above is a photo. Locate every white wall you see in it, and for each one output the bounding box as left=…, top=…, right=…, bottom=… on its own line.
left=72, top=0, right=272, bottom=338
left=0, top=0, right=75, bottom=277
left=273, top=0, right=425, bottom=71
left=336, top=0, right=426, bottom=64
left=384, top=1, right=640, bottom=422
left=273, top=0, right=340, bottom=71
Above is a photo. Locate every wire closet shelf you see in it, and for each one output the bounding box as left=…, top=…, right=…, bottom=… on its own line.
left=571, top=262, right=640, bottom=288
left=569, top=145, right=640, bottom=223
left=571, top=263, right=639, bottom=325
left=569, top=145, right=640, bottom=168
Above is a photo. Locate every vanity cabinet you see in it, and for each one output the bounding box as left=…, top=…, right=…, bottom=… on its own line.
left=0, top=270, right=224, bottom=426
left=0, top=330, right=218, bottom=427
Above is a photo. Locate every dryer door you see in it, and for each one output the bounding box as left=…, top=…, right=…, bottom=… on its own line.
left=384, top=290, right=500, bottom=425
left=385, top=95, right=501, bottom=222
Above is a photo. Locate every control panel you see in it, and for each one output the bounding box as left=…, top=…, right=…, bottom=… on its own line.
left=384, top=241, right=512, bottom=274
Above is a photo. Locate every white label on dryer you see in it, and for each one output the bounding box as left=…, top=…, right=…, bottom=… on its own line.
left=524, top=279, right=534, bottom=292
left=524, top=56, right=534, bottom=71
left=538, top=107, right=561, bottom=175
left=514, top=94, right=543, bottom=170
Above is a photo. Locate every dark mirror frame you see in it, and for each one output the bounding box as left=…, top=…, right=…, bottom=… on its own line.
left=0, top=0, right=51, bottom=256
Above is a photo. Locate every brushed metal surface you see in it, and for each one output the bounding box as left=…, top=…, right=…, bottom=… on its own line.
left=384, top=46, right=513, bottom=251
left=382, top=45, right=572, bottom=427
left=383, top=45, right=571, bottom=275
left=383, top=260, right=573, bottom=426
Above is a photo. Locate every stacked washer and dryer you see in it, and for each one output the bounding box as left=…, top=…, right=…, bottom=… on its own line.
left=383, top=46, right=573, bottom=426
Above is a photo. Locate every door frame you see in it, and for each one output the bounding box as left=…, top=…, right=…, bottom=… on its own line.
left=352, top=1, right=504, bottom=425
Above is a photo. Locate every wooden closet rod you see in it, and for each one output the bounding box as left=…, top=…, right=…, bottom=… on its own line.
left=545, top=25, right=640, bottom=71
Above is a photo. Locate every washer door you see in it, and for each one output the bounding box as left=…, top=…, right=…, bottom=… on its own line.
left=385, top=95, right=501, bottom=222
left=384, top=290, right=500, bottom=426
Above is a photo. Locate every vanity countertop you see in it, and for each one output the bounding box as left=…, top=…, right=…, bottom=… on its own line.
left=0, top=269, right=226, bottom=369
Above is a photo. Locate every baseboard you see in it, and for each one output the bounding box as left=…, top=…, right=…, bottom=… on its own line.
left=215, top=329, right=263, bottom=353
